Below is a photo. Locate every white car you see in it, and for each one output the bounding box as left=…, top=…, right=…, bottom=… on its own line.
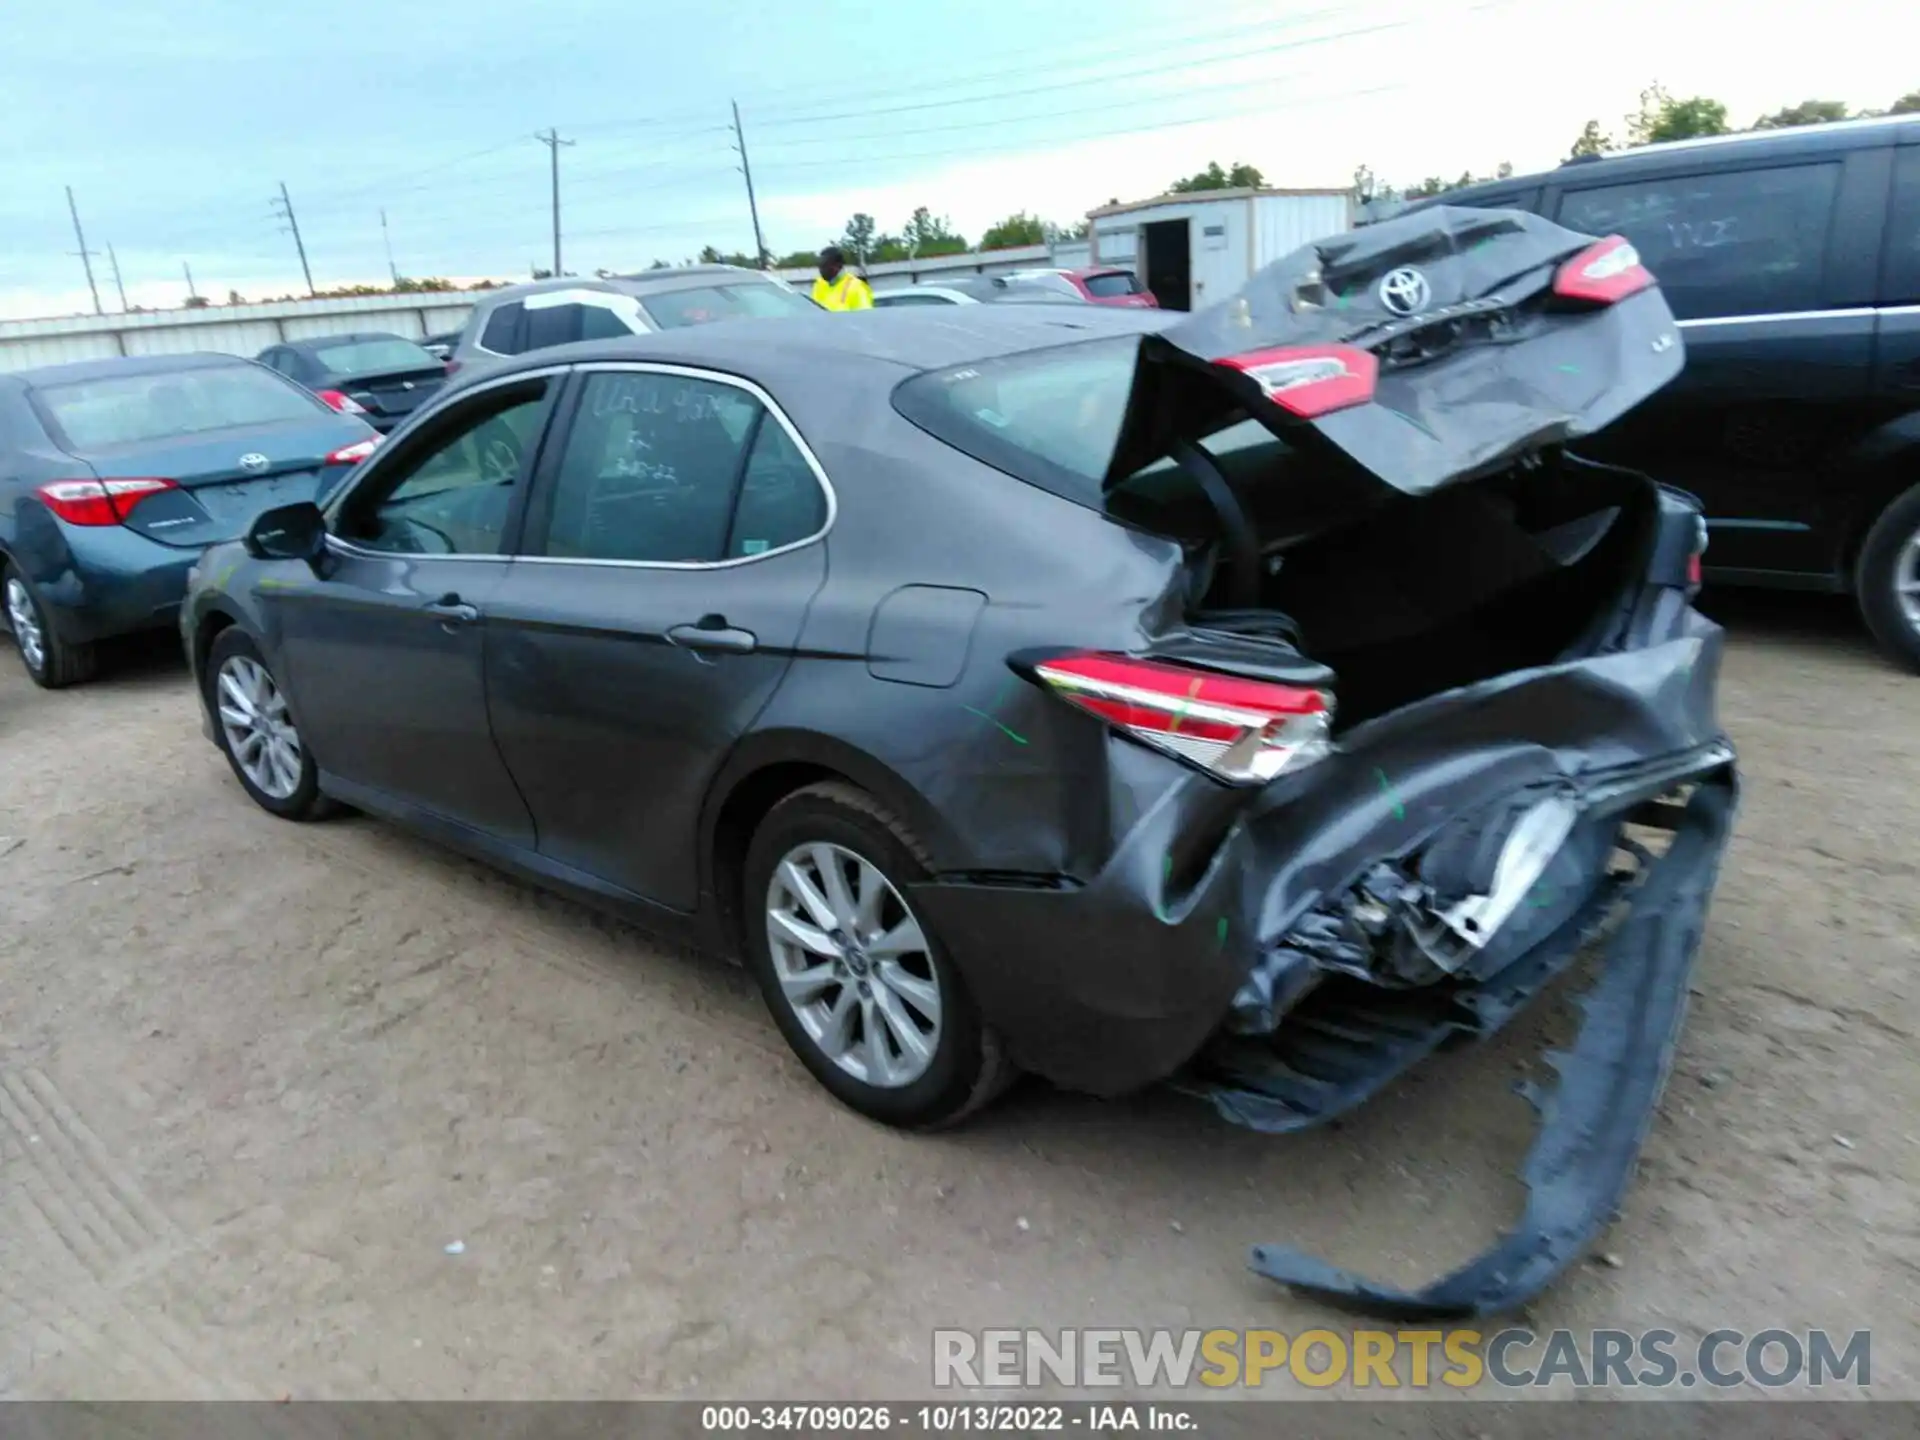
left=872, top=277, right=1085, bottom=308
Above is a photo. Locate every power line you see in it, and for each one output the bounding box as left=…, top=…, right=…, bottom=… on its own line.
left=64, top=187, right=103, bottom=316
left=535, top=128, right=575, bottom=275
left=270, top=182, right=316, bottom=295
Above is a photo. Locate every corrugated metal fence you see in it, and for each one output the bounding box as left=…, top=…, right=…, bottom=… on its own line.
left=0, top=293, right=478, bottom=373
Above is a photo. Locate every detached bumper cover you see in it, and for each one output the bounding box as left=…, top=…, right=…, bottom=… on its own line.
left=1247, top=769, right=1735, bottom=1318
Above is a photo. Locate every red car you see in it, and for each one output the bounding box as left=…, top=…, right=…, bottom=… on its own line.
left=1004, top=266, right=1159, bottom=308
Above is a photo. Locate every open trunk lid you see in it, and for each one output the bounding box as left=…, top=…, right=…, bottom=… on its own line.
left=1102, top=205, right=1685, bottom=500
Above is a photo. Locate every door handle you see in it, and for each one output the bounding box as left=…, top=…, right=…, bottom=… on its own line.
left=427, top=592, right=480, bottom=624
left=666, top=618, right=757, bottom=654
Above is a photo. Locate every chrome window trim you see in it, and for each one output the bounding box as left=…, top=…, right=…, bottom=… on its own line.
left=324, top=363, right=572, bottom=563
left=1675, top=307, right=1876, bottom=329
left=508, top=359, right=838, bottom=573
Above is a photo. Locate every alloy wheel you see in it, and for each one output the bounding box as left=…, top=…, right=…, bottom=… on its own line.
left=5, top=577, right=44, bottom=674
left=1897, top=527, right=1920, bottom=634
left=216, top=654, right=304, bottom=800
left=764, top=842, right=943, bottom=1089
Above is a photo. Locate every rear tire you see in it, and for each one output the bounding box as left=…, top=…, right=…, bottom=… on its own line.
left=742, top=782, right=1016, bottom=1129
left=3, top=564, right=97, bottom=689
left=1855, top=480, right=1920, bottom=674
left=204, top=628, right=330, bottom=821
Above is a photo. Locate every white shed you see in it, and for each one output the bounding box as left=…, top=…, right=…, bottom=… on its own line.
left=1088, top=187, right=1354, bottom=313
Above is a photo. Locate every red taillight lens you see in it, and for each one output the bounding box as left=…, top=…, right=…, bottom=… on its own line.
left=36, top=477, right=177, bottom=526
left=1552, top=235, right=1654, bottom=306
left=1031, top=652, right=1333, bottom=784
left=315, top=389, right=368, bottom=415
left=1213, top=344, right=1377, bottom=419
left=325, top=436, right=382, bottom=465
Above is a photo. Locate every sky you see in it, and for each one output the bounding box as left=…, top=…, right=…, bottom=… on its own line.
left=1, top=0, right=1912, bottom=319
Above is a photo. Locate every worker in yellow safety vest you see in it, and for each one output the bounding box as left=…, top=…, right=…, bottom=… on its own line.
left=811, top=246, right=872, bottom=311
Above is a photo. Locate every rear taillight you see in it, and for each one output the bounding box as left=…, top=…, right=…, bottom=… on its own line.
left=1687, top=514, right=1707, bottom=592
left=326, top=436, right=382, bottom=465
left=36, top=477, right=177, bottom=526
left=1552, top=235, right=1654, bottom=306
left=1031, top=652, right=1333, bottom=784
left=316, top=389, right=369, bottom=415
left=1213, top=344, right=1378, bottom=419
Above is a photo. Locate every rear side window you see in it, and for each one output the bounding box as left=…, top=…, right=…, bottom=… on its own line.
left=32, top=366, right=324, bottom=449
left=1557, top=162, right=1841, bottom=320
left=638, top=283, right=817, bottom=330
left=579, top=303, right=638, bottom=340
left=1884, top=146, right=1920, bottom=305
left=1082, top=271, right=1140, bottom=298
left=479, top=302, right=524, bottom=353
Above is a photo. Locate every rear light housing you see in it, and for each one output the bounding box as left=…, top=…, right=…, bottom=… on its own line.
left=36, top=477, right=177, bottom=526
left=1552, top=235, right=1654, bottom=306
left=1031, top=652, right=1333, bottom=785
left=1687, top=513, right=1707, bottom=592
left=326, top=436, right=382, bottom=465
left=1214, top=344, right=1378, bottom=419
left=315, top=389, right=368, bottom=415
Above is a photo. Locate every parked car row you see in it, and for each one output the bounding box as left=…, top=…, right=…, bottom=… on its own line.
left=872, top=266, right=1158, bottom=310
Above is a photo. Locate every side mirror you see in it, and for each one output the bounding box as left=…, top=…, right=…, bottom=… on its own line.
left=244, top=501, right=328, bottom=567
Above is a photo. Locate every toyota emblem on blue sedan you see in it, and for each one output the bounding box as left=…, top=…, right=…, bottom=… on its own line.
left=238, top=453, right=270, bottom=474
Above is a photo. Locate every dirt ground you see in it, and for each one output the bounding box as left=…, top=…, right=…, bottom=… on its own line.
left=0, top=592, right=1915, bottom=1403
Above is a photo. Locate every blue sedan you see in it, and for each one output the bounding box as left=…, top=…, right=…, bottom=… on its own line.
left=1, top=352, right=380, bottom=687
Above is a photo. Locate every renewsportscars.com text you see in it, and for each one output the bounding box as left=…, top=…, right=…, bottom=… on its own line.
left=932, top=1327, right=1871, bottom=1390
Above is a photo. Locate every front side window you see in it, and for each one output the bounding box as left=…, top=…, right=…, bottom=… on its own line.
left=33, top=365, right=327, bottom=450
left=537, top=370, right=822, bottom=563
left=1557, top=162, right=1841, bottom=320
left=334, top=381, right=550, bottom=554
left=579, top=303, right=639, bottom=340
left=1082, top=271, right=1141, bottom=298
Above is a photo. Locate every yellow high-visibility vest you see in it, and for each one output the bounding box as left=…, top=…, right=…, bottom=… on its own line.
left=812, top=271, right=873, bottom=311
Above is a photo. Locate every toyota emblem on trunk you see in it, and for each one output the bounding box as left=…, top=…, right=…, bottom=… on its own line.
left=238, top=453, right=270, bottom=474
left=1378, top=266, right=1432, bottom=316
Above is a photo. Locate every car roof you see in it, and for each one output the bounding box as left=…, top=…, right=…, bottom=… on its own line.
left=476, top=266, right=785, bottom=304
left=450, top=305, right=1170, bottom=395
left=10, top=352, right=252, bottom=388
left=1434, top=112, right=1920, bottom=208
left=285, top=331, right=417, bottom=351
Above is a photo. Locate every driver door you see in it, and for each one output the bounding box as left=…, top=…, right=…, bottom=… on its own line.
left=269, top=370, right=560, bottom=844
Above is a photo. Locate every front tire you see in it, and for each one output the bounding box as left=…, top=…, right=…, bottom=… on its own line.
left=742, top=782, right=1015, bottom=1129
left=1857, top=480, right=1920, bottom=674
left=4, top=564, right=97, bottom=689
left=204, top=628, right=328, bottom=820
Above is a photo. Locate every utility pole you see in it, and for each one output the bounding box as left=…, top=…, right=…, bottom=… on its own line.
left=535, top=129, right=574, bottom=276
left=730, top=100, right=768, bottom=269
left=106, top=243, right=129, bottom=310
left=271, top=181, right=316, bottom=296
left=65, top=186, right=104, bottom=315
left=380, top=208, right=399, bottom=284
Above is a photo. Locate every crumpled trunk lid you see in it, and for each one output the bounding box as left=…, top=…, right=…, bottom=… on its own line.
left=1102, top=205, right=1685, bottom=500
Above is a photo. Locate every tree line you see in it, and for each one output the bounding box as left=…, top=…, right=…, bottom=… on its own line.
left=1358, top=83, right=1920, bottom=204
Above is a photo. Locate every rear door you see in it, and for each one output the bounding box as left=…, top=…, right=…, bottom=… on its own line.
left=484, top=362, right=831, bottom=910
left=1876, top=144, right=1920, bottom=402
left=272, top=369, right=561, bottom=841
left=1556, top=147, right=1882, bottom=582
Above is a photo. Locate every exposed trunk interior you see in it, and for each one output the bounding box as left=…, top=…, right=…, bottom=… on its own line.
left=1116, top=443, right=1661, bottom=731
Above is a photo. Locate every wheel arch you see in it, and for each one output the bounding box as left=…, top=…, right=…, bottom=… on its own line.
left=699, top=730, right=960, bottom=957
left=1832, top=414, right=1920, bottom=580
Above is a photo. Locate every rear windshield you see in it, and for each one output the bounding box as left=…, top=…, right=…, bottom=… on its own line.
left=310, top=337, right=439, bottom=375
left=638, top=282, right=817, bottom=330
left=1082, top=271, right=1139, bottom=297
left=34, top=365, right=324, bottom=449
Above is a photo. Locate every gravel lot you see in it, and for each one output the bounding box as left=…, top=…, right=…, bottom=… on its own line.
left=0, top=593, right=1915, bottom=1402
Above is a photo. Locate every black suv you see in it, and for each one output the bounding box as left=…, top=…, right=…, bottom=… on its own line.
left=1409, top=115, right=1920, bottom=668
